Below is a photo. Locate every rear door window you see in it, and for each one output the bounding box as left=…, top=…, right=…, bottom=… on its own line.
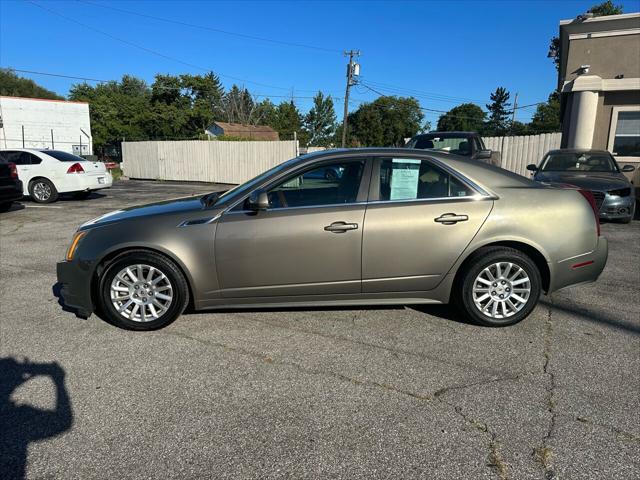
left=378, top=158, right=474, bottom=201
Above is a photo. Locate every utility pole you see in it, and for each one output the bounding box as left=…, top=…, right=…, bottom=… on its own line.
left=511, top=92, right=519, bottom=125
left=341, top=50, right=360, bottom=148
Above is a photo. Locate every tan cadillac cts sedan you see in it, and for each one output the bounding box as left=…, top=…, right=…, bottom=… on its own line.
left=57, top=148, right=608, bottom=330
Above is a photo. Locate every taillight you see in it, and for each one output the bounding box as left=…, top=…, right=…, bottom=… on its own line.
left=67, top=162, right=85, bottom=174
left=7, top=162, right=18, bottom=179
left=578, top=189, right=601, bottom=237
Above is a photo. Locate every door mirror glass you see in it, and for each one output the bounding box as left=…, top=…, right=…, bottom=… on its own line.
left=526, top=164, right=538, bottom=172
left=621, top=164, right=636, bottom=172
left=475, top=149, right=492, bottom=160
left=247, top=190, right=270, bottom=210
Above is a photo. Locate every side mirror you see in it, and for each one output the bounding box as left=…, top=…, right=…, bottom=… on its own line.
left=526, top=164, right=539, bottom=172
left=475, top=149, right=492, bottom=160
left=247, top=189, right=270, bottom=210
left=621, top=164, right=636, bottom=172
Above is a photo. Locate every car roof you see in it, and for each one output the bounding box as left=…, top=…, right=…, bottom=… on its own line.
left=546, top=149, right=613, bottom=155
left=411, top=131, right=478, bottom=137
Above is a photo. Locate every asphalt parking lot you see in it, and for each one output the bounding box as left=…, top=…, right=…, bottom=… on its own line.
left=1, top=180, right=638, bottom=479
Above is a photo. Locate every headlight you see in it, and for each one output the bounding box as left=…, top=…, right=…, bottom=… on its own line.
left=608, top=188, right=630, bottom=197
left=66, top=231, right=87, bottom=261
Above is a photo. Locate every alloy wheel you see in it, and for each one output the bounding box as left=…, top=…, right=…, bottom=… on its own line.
left=33, top=182, right=52, bottom=202
left=110, top=264, right=173, bottom=322
left=472, top=261, right=531, bottom=319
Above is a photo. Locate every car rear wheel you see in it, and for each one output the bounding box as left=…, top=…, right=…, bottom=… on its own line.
left=455, top=247, right=541, bottom=327
left=97, top=251, right=189, bottom=330
left=29, top=178, right=58, bottom=203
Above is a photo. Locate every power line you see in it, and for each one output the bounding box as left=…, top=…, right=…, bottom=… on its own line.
left=26, top=0, right=299, bottom=92
left=77, top=0, right=342, bottom=55
left=360, top=79, right=485, bottom=104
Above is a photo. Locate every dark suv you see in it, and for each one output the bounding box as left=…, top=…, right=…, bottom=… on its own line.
left=0, top=155, right=23, bottom=212
left=406, top=131, right=500, bottom=166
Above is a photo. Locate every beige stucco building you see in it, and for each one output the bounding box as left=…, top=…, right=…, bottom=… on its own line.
left=558, top=12, right=640, bottom=184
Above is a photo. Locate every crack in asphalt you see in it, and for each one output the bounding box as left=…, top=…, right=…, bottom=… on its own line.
left=533, top=304, right=557, bottom=480
left=161, top=326, right=524, bottom=480
left=159, top=329, right=433, bottom=401
left=238, top=315, right=511, bottom=378
left=572, top=415, right=640, bottom=443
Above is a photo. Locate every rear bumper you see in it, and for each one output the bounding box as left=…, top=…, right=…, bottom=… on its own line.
left=56, top=260, right=94, bottom=318
left=549, top=236, right=608, bottom=293
left=57, top=173, right=113, bottom=194
left=0, top=180, right=24, bottom=203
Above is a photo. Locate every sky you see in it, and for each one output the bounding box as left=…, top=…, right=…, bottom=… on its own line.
left=0, top=0, right=633, bottom=123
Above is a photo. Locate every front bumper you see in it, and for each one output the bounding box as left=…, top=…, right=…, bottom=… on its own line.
left=599, top=194, right=635, bottom=220
left=550, top=236, right=608, bottom=293
left=56, top=260, right=94, bottom=318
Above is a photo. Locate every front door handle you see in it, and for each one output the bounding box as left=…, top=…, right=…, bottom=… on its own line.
left=434, top=213, right=469, bottom=225
left=324, top=221, right=358, bottom=233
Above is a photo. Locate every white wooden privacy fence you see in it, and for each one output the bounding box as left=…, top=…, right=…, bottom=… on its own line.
left=122, top=140, right=298, bottom=184
left=482, top=133, right=561, bottom=176
left=122, top=133, right=561, bottom=184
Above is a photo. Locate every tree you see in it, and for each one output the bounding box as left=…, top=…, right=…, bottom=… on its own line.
left=221, top=85, right=258, bottom=124
left=348, top=96, right=424, bottom=147
left=304, top=92, right=337, bottom=147
left=272, top=101, right=307, bottom=143
left=484, top=87, right=511, bottom=136
left=437, top=103, right=485, bottom=132
left=528, top=91, right=561, bottom=134
left=253, top=99, right=278, bottom=127
left=0, top=69, right=63, bottom=100
left=548, top=1, right=623, bottom=70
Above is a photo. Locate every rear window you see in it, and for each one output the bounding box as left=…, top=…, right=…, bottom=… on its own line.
left=44, top=150, right=86, bottom=162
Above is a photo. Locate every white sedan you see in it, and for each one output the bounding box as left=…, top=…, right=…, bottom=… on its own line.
left=0, top=149, right=113, bottom=203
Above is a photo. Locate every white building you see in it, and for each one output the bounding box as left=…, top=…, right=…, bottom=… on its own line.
left=0, top=96, right=93, bottom=155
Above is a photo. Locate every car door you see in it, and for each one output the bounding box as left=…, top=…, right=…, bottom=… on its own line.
left=215, top=157, right=371, bottom=298
left=362, top=156, right=493, bottom=293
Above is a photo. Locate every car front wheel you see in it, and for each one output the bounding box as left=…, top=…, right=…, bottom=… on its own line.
left=456, top=247, right=541, bottom=327
left=97, top=251, right=189, bottom=330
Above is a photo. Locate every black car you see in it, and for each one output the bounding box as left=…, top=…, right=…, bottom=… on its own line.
left=0, top=157, right=23, bottom=212
left=406, top=131, right=500, bottom=166
left=528, top=149, right=636, bottom=223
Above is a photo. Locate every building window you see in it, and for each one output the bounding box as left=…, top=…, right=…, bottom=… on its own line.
left=608, top=106, right=640, bottom=160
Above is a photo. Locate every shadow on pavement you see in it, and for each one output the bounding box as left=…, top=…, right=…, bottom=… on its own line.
left=541, top=298, right=640, bottom=335
left=51, top=282, right=87, bottom=318
left=0, top=358, right=73, bottom=480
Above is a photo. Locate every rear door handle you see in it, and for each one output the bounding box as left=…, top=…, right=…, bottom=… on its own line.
left=324, top=221, right=358, bottom=233
left=434, top=213, right=469, bottom=225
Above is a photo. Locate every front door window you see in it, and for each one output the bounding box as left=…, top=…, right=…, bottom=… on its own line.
left=267, top=160, right=365, bottom=209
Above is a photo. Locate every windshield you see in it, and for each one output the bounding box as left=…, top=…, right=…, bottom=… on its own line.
left=406, top=135, right=472, bottom=156
left=540, top=152, right=619, bottom=173
left=212, top=156, right=303, bottom=206
left=44, top=150, right=86, bottom=162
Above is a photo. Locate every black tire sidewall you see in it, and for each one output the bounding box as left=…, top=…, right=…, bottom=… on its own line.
left=29, top=178, right=58, bottom=203
left=458, top=248, right=541, bottom=327
left=98, top=251, right=189, bottom=330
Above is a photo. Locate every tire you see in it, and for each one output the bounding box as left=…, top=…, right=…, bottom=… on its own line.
left=97, top=250, right=189, bottom=330
left=29, top=178, right=58, bottom=203
left=73, top=191, right=92, bottom=200
left=454, top=247, right=542, bottom=327
left=0, top=202, right=12, bottom=212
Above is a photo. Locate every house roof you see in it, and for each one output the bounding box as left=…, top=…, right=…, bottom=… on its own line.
left=209, top=121, right=279, bottom=140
